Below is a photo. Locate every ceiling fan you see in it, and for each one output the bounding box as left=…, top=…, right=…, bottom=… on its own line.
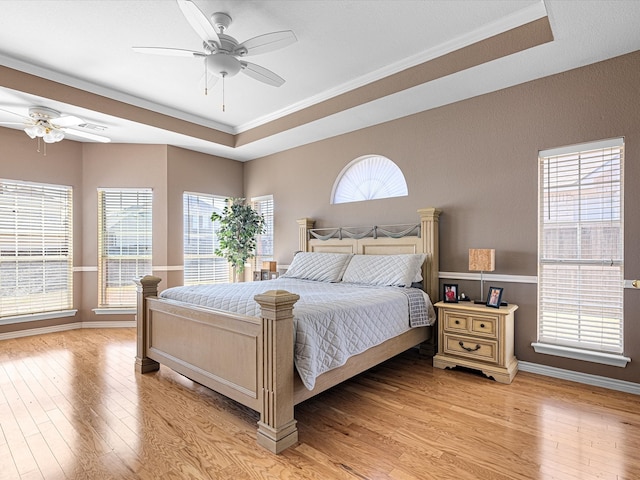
left=0, top=105, right=111, bottom=144
left=133, top=0, right=297, bottom=93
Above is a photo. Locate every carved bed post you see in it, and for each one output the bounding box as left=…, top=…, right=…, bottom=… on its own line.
left=417, top=207, right=441, bottom=303
left=418, top=208, right=441, bottom=357
left=254, top=289, right=300, bottom=454
left=134, top=275, right=161, bottom=374
left=297, top=218, right=315, bottom=252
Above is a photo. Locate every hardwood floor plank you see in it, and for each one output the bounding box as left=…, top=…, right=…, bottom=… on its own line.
left=1, top=328, right=639, bottom=479
left=0, top=431, right=21, bottom=480
left=0, top=402, right=39, bottom=476
left=38, top=420, right=87, bottom=479
left=24, top=432, right=65, bottom=479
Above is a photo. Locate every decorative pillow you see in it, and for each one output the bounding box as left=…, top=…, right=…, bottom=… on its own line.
left=341, top=253, right=426, bottom=287
left=282, top=252, right=353, bottom=282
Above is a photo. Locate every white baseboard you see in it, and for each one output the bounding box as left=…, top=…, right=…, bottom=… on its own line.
left=519, top=361, right=640, bottom=395
left=0, top=321, right=136, bottom=341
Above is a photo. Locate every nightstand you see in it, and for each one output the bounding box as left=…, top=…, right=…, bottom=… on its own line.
left=433, top=301, right=518, bottom=384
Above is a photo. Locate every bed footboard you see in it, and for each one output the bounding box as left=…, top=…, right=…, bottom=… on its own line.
left=134, top=276, right=300, bottom=454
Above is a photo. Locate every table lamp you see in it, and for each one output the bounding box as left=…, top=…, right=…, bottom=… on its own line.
left=469, top=248, right=495, bottom=303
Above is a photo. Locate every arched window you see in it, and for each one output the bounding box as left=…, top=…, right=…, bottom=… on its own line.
left=331, top=155, right=408, bottom=204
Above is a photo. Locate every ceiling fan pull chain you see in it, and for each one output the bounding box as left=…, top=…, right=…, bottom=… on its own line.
left=204, top=61, right=208, bottom=96
left=222, top=73, right=226, bottom=112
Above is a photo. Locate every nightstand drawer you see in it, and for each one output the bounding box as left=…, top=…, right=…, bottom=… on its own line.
left=470, top=315, right=498, bottom=338
left=443, top=312, right=469, bottom=332
left=443, top=334, right=498, bottom=363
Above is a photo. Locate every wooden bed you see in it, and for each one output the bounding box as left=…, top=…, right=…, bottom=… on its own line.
left=135, top=207, right=441, bottom=453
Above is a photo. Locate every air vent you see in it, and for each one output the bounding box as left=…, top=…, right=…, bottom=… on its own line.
left=78, top=123, right=107, bottom=131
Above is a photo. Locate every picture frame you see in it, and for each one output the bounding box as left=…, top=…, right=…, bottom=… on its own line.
left=443, top=283, right=458, bottom=303
left=253, top=271, right=262, bottom=281
left=486, top=286, right=503, bottom=308
left=261, top=269, right=270, bottom=281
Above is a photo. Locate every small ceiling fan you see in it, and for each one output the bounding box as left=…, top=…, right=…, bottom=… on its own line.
left=0, top=105, right=111, bottom=144
left=133, top=0, right=297, bottom=92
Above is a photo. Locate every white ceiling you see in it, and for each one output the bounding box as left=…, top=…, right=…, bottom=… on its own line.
left=0, top=0, right=639, bottom=161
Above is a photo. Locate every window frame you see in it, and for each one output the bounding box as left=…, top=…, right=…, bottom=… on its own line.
left=0, top=179, right=74, bottom=322
left=97, top=188, right=153, bottom=309
left=533, top=138, right=629, bottom=367
left=183, top=192, right=230, bottom=285
left=251, top=195, right=274, bottom=273
left=331, top=155, right=408, bottom=204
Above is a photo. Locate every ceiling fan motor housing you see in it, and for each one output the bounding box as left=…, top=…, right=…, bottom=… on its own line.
left=206, top=31, right=244, bottom=77
left=29, top=106, right=61, bottom=121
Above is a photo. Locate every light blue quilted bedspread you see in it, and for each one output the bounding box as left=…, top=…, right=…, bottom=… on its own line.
left=159, top=278, right=435, bottom=390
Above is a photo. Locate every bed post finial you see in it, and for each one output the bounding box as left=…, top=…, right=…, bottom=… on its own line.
left=134, top=275, right=161, bottom=373
left=297, top=218, right=315, bottom=252
left=254, top=290, right=300, bottom=453
left=417, top=208, right=441, bottom=302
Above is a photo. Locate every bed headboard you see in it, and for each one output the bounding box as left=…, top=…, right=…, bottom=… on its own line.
left=296, top=208, right=441, bottom=301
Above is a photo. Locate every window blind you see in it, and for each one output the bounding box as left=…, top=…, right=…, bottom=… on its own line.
left=252, top=195, right=274, bottom=271
left=538, top=138, right=624, bottom=354
left=98, top=188, right=152, bottom=307
left=0, top=179, right=73, bottom=317
left=183, top=192, right=229, bottom=285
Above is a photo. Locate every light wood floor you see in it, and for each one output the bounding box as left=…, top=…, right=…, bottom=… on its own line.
left=0, top=328, right=638, bottom=480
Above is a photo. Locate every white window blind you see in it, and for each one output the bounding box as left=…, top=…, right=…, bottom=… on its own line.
left=332, top=155, right=408, bottom=204
left=252, top=195, right=274, bottom=271
left=98, top=188, right=152, bottom=307
left=538, top=138, right=624, bottom=354
left=0, top=179, right=73, bottom=317
left=183, top=192, right=229, bottom=285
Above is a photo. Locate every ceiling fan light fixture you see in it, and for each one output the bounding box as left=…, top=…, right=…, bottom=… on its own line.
left=24, top=125, right=39, bottom=139
left=24, top=121, right=64, bottom=143
left=43, top=129, right=64, bottom=143
left=206, top=53, right=241, bottom=77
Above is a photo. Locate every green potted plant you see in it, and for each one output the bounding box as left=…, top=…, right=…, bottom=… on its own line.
left=211, top=197, right=265, bottom=282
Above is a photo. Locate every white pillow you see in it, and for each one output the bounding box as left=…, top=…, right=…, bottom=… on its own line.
left=282, top=252, right=353, bottom=282
left=341, top=254, right=426, bottom=287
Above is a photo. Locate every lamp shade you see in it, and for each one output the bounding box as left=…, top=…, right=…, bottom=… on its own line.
left=469, top=248, right=495, bottom=272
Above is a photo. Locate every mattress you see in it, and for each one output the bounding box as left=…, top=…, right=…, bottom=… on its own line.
left=159, top=278, right=435, bottom=390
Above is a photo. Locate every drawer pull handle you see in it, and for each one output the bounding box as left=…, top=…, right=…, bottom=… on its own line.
left=480, top=323, right=485, bottom=328
left=459, top=341, right=481, bottom=352
left=455, top=320, right=460, bottom=325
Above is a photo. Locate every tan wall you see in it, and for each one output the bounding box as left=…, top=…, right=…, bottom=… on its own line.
left=244, top=50, right=640, bottom=383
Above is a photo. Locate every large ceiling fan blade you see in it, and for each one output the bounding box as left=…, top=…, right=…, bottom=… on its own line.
left=0, top=121, right=27, bottom=126
left=237, top=31, right=297, bottom=56
left=177, top=0, right=220, bottom=47
left=240, top=61, right=285, bottom=87
left=133, top=46, right=206, bottom=57
left=62, top=128, right=111, bottom=143
left=52, top=115, right=84, bottom=128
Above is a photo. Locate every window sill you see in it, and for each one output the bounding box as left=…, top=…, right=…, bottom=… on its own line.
left=531, top=342, right=631, bottom=368
left=92, top=308, right=136, bottom=315
left=0, top=309, right=77, bottom=325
